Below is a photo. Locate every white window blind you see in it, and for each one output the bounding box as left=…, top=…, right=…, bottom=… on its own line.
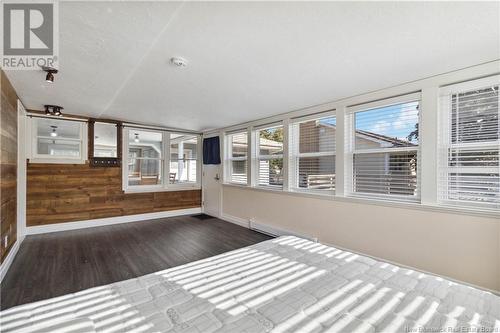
left=226, top=131, right=248, bottom=184
left=290, top=114, right=336, bottom=192
left=347, top=94, right=421, bottom=201
left=170, top=133, right=198, bottom=184
left=256, top=124, right=284, bottom=188
left=438, top=77, right=499, bottom=210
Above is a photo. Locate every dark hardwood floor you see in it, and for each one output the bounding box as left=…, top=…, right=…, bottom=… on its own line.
left=0, top=215, right=272, bottom=310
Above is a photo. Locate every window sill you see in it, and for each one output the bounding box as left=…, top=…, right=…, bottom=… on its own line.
left=124, top=185, right=201, bottom=194
left=223, top=183, right=334, bottom=201
left=29, top=158, right=87, bottom=164
left=221, top=183, right=498, bottom=219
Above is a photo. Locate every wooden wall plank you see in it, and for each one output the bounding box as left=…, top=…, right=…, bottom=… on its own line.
left=1, top=69, right=18, bottom=263
left=26, top=163, right=201, bottom=226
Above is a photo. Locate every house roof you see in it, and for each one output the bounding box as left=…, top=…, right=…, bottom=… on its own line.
left=232, top=136, right=283, bottom=151
left=319, top=122, right=417, bottom=147
left=354, top=129, right=417, bottom=147
left=230, top=122, right=416, bottom=149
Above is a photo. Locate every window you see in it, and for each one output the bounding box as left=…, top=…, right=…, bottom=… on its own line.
left=438, top=77, right=499, bottom=210
left=127, top=130, right=163, bottom=187
left=89, top=121, right=121, bottom=167
left=256, top=124, right=284, bottom=188
left=226, top=131, right=248, bottom=184
left=30, top=117, right=86, bottom=163
left=289, top=114, right=336, bottom=192
left=123, top=127, right=200, bottom=192
left=170, top=134, right=199, bottom=184
left=93, top=122, right=118, bottom=157
left=347, top=94, right=421, bottom=201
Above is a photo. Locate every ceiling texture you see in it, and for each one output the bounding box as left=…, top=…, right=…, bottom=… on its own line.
left=5, top=1, right=500, bottom=131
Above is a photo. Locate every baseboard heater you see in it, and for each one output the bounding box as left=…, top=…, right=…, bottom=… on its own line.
left=248, top=219, right=317, bottom=242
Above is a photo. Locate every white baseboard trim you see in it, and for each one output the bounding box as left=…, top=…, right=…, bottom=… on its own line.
left=219, top=213, right=500, bottom=295
left=202, top=209, right=221, bottom=219
left=248, top=219, right=318, bottom=241
left=220, top=213, right=250, bottom=228
left=27, top=208, right=202, bottom=235
left=0, top=236, right=24, bottom=284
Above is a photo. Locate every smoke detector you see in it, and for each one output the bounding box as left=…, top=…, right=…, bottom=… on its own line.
left=170, top=57, right=188, bottom=67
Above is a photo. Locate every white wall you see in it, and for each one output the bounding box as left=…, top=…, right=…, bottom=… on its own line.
left=222, top=185, right=500, bottom=292
left=204, top=61, right=500, bottom=293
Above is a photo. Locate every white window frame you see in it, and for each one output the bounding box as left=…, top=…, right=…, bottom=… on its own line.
left=438, top=75, right=499, bottom=210
left=289, top=111, right=336, bottom=194
left=218, top=62, right=499, bottom=217
left=254, top=122, right=284, bottom=189
left=345, top=92, right=422, bottom=202
left=224, top=129, right=249, bottom=185
left=122, top=127, right=201, bottom=193
left=28, top=116, right=87, bottom=164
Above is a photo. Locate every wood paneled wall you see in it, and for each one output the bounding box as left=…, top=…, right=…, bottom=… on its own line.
left=27, top=163, right=201, bottom=226
left=1, top=70, right=18, bottom=263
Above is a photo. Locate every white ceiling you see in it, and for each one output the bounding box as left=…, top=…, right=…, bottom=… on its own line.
left=5, top=1, right=500, bottom=132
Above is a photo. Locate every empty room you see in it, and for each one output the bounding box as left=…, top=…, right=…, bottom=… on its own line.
left=0, top=1, right=499, bottom=332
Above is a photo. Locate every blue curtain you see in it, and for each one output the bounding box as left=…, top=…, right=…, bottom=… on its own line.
left=203, top=136, right=221, bottom=165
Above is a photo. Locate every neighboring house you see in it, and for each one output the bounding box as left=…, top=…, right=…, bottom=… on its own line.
left=232, top=121, right=417, bottom=194
left=231, top=137, right=284, bottom=185
left=304, top=121, right=418, bottom=195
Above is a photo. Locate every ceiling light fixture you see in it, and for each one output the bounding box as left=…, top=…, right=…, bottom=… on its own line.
left=170, top=57, right=188, bottom=68
left=44, top=105, right=64, bottom=117
left=50, top=126, right=58, bottom=137
left=41, top=66, right=58, bottom=83
left=134, top=133, right=140, bottom=143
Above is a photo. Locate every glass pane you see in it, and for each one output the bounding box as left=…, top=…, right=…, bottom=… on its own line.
left=231, top=133, right=247, bottom=158
left=353, top=152, right=418, bottom=196
left=259, top=126, right=283, bottom=156
left=231, top=160, right=247, bottom=184
left=299, top=117, right=336, bottom=154
left=94, top=122, right=117, bottom=157
left=170, top=134, right=198, bottom=161
left=37, top=138, right=80, bottom=157
left=170, top=134, right=198, bottom=184
left=258, top=158, right=283, bottom=187
left=37, top=118, right=80, bottom=139
left=355, top=101, right=419, bottom=149
left=128, top=159, right=162, bottom=186
left=169, top=159, right=197, bottom=184
left=297, top=156, right=335, bottom=190
left=129, top=130, right=162, bottom=158
left=451, top=85, right=498, bottom=143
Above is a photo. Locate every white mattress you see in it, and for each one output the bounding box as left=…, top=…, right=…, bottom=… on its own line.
left=1, top=236, right=499, bottom=333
